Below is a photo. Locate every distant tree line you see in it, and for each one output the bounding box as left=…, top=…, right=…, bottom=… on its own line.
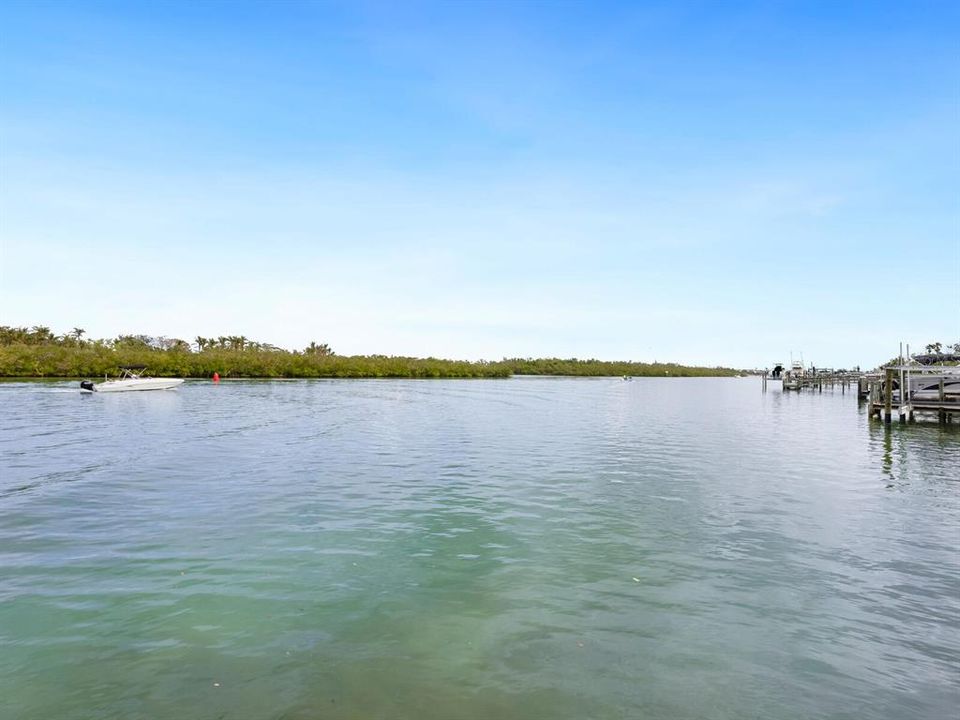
left=883, top=340, right=960, bottom=366
left=0, top=325, right=740, bottom=379
left=502, top=357, right=736, bottom=377
left=923, top=341, right=960, bottom=355
left=0, top=326, right=333, bottom=355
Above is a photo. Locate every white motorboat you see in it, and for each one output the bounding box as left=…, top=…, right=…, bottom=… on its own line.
left=80, top=366, right=184, bottom=393
left=897, top=369, right=960, bottom=402
left=781, top=358, right=805, bottom=390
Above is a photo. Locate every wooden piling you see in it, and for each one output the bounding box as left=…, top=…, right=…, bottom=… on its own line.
left=939, top=379, right=946, bottom=424
left=884, top=368, right=893, bottom=424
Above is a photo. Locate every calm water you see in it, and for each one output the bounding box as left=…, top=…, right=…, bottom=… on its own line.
left=1, top=377, right=958, bottom=720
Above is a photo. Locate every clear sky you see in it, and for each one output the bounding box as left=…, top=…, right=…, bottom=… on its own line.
left=1, top=0, right=957, bottom=368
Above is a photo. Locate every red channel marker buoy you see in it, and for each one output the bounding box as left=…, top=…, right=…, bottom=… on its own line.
left=213, top=372, right=220, bottom=383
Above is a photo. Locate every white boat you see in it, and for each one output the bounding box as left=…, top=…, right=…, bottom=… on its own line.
left=80, top=366, right=184, bottom=393
left=899, top=369, right=960, bottom=401
left=781, top=359, right=805, bottom=390
left=908, top=355, right=960, bottom=400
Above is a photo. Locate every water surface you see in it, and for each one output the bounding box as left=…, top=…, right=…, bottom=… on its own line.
left=1, top=377, right=957, bottom=719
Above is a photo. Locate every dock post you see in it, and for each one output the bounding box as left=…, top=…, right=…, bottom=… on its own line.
left=884, top=368, right=893, bottom=424
left=939, top=379, right=946, bottom=424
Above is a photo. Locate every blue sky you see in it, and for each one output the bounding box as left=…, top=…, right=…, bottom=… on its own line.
left=1, top=0, right=957, bottom=367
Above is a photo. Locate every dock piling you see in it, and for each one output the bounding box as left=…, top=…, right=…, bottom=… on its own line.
left=940, top=380, right=946, bottom=424
left=884, top=368, right=893, bottom=424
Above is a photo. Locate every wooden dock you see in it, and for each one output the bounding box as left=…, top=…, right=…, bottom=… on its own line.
left=762, top=350, right=958, bottom=425
left=864, top=365, right=958, bottom=424
left=762, top=370, right=860, bottom=393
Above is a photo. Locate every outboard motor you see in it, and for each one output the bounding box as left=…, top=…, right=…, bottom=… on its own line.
left=79, top=380, right=95, bottom=392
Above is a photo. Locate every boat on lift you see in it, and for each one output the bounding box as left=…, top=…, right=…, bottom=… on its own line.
left=782, top=357, right=806, bottom=390
left=891, top=367, right=960, bottom=401
left=80, top=366, right=184, bottom=393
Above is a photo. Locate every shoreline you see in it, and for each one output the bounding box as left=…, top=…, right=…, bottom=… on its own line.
left=1, top=373, right=746, bottom=382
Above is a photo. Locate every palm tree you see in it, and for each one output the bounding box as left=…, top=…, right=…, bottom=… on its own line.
left=30, top=326, right=54, bottom=344
left=305, top=341, right=333, bottom=356
left=225, top=335, right=248, bottom=351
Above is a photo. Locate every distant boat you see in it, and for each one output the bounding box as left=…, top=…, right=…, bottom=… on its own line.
left=80, top=366, right=184, bottom=393
left=781, top=357, right=806, bottom=390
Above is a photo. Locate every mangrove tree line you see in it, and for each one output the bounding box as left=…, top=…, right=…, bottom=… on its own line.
left=0, top=325, right=739, bottom=378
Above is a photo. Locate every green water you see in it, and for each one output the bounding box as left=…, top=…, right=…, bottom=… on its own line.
left=1, top=378, right=957, bottom=719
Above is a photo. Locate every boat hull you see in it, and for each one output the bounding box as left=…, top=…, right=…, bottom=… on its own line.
left=89, top=378, right=185, bottom=392
left=907, top=376, right=960, bottom=401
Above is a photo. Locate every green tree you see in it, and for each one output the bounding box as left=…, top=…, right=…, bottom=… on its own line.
left=30, top=326, right=55, bottom=344
left=305, top=341, right=333, bottom=356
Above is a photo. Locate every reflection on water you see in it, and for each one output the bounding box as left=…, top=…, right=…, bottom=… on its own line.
left=867, top=417, right=959, bottom=488
left=0, top=378, right=958, bottom=720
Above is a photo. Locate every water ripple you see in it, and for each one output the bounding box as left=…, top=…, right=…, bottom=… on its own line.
left=0, top=377, right=957, bottom=720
